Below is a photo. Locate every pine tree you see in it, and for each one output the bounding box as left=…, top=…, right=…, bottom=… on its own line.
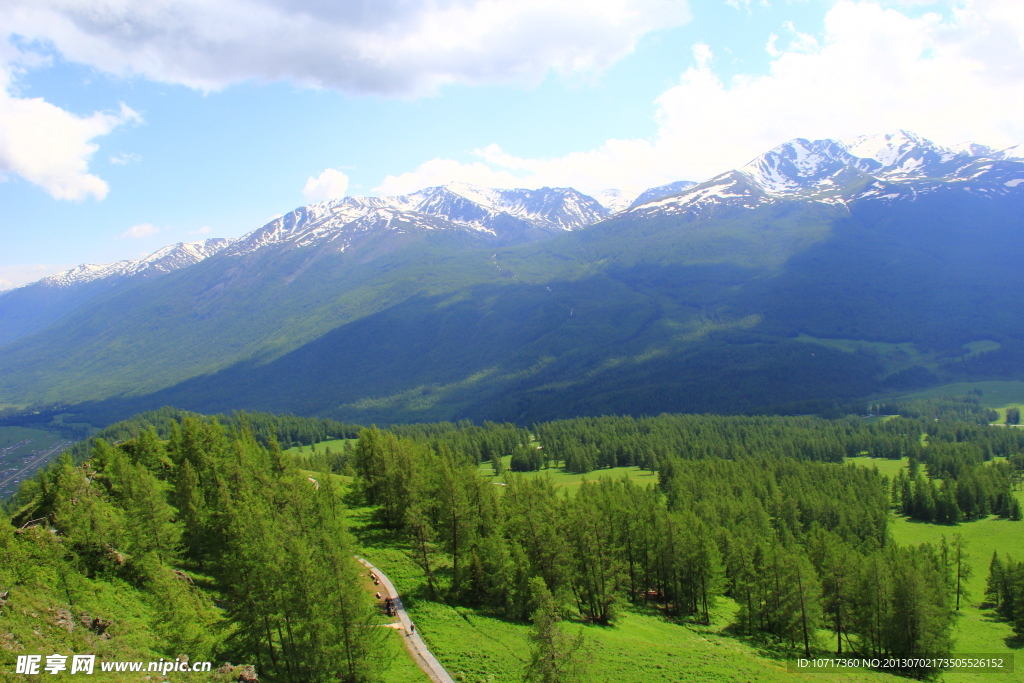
left=950, top=534, right=972, bottom=611
left=523, top=577, right=586, bottom=683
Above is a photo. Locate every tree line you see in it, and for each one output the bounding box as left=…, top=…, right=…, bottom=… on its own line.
left=986, top=552, right=1024, bottom=637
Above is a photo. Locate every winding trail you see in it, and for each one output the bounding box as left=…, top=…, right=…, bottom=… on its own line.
left=356, top=556, right=455, bottom=683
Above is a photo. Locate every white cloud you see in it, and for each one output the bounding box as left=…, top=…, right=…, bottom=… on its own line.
left=189, top=225, right=211, bottom=235
left=376, top=156, right=533, bottom=195
left=303, top=168, right=351, bottom=202
left=109, top=152, right=141, bottom=165
left=0, top=278, right=14, bottom=291
left=1, top=0, right=691, bottom=96
left=0, top=65, right=139, bottom=201
left=121, top=223, right=160, bottom=238
left=374, top=0, right=1024, bottom=195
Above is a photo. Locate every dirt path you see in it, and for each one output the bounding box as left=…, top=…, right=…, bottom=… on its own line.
left=356, top=556, right=456, bottom=683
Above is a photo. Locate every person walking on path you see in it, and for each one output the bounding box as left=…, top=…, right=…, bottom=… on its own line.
left=356, top=556, right=455, bottom=683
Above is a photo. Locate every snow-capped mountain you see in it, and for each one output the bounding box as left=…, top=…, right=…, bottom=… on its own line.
left=12, top=133, right=1024, bottom=296
left=628, top=130, right=1024, bottom=218
left=592, top=189, right=639, bottom=213
left=226, top=182, right=610, bottom=257
left=40, top=239, right=234, bottom=289
left=630, top=181, right=698, bottom=208
left=9, top=183, right=609, bottom=296
left=5, top=130, right=1024, bottom=421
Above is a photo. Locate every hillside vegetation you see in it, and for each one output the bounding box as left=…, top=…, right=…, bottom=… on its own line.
left=5, top=405, right=1024, bottom=681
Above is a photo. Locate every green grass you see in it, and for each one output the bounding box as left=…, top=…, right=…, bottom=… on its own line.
left=0, top=425, right=63, bottom=455
left=795, top=336, right=1002, bottom=377
left=796, top=334, right=935, bottom=374
left=898, top=381, right=1024, bottom=416
left=0, top=425, right=67, bottom=498
left=0, top=566, right=223, bottom=683
left=845, top=456, right=909, bottom=480
left=283, top=438, right=357, bottom=456
left=481, top=455, right=660, bottom=495
left=378, top=628, right=431, bottom=683
left=889, top=498, right=1024, bottom=683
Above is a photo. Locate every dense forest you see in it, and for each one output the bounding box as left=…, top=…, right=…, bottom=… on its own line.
left=3, top=416, right=385, bottom=683
left=3, top=405, right=1023, bottom=680
left=350, top=411, right=1024, bottom=677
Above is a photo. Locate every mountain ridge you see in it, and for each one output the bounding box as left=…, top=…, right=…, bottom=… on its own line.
left=3, top=130, right=1024, bottom=427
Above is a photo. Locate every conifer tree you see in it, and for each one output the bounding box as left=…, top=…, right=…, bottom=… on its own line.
left=524, top=577, right=586, bottom=683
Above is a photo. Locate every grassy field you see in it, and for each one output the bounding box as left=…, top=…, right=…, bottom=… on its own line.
left=845, top=456, right=909, bottom=480
left=480, top=454, right=660, bottom=494
left=0, top=425, right=63, bottom=455
left=846, top=453, right=1024, bottom=683
left=794, top=336, right=1001, bottom=377
left=898, top=381, right=1024, bottom=423
left=0, top=425, right=67, bottom=499
left=283, top=438, right=357, bottom=456
left=796, top=335, right=935, bottom=375
left=889, top=506, right=1024, bottom=683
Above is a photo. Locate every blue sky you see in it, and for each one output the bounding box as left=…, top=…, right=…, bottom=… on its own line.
left=1, top=0, right=1022, bottom=289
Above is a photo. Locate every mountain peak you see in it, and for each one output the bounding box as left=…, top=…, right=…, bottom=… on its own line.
left=839, top=129, right=941, bottom=166
left=592, top=189, right=639, bottom=213
left=628, top=130, right=1024, bottom=217
left=441, top=181, right=503, bottom=209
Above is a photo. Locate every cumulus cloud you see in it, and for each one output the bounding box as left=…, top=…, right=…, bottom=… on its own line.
left=189, top=225, right=211, bottom=235
left=375, top=0, right=1024, bottom=195
left=121, top=223, right=160, bottom=238
left=303, top=168, right=351, bottom=202
left=1, top=0, right=691, bottom=95
left=0, top=65, right=139, bottom=200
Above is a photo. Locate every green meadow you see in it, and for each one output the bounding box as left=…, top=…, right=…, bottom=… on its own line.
left=481, top=454, right=660, bottom=494
left=898, top=381, right=1024, bottom=423
left=888, top=507, right=1024, bottom=683
left=845, top=456, right=909, bottom=480
left=844, top=457, right=1023, bottom=683
left=284, top=438, right=358, bottom=456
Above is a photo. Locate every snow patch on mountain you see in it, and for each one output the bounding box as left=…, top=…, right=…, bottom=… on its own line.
left=39, top=239, right=234, bottom=289
left=630, top=181, right=698, bottom=208
left=592, top=189, right=638, bottom=213
left=227, top=182, right=610, bottom=256
left=625, top=130, right=1024, bottom=219
left=840, top=130, right=949, bottom=166
left=997, top=144, right=1024, bottom=161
